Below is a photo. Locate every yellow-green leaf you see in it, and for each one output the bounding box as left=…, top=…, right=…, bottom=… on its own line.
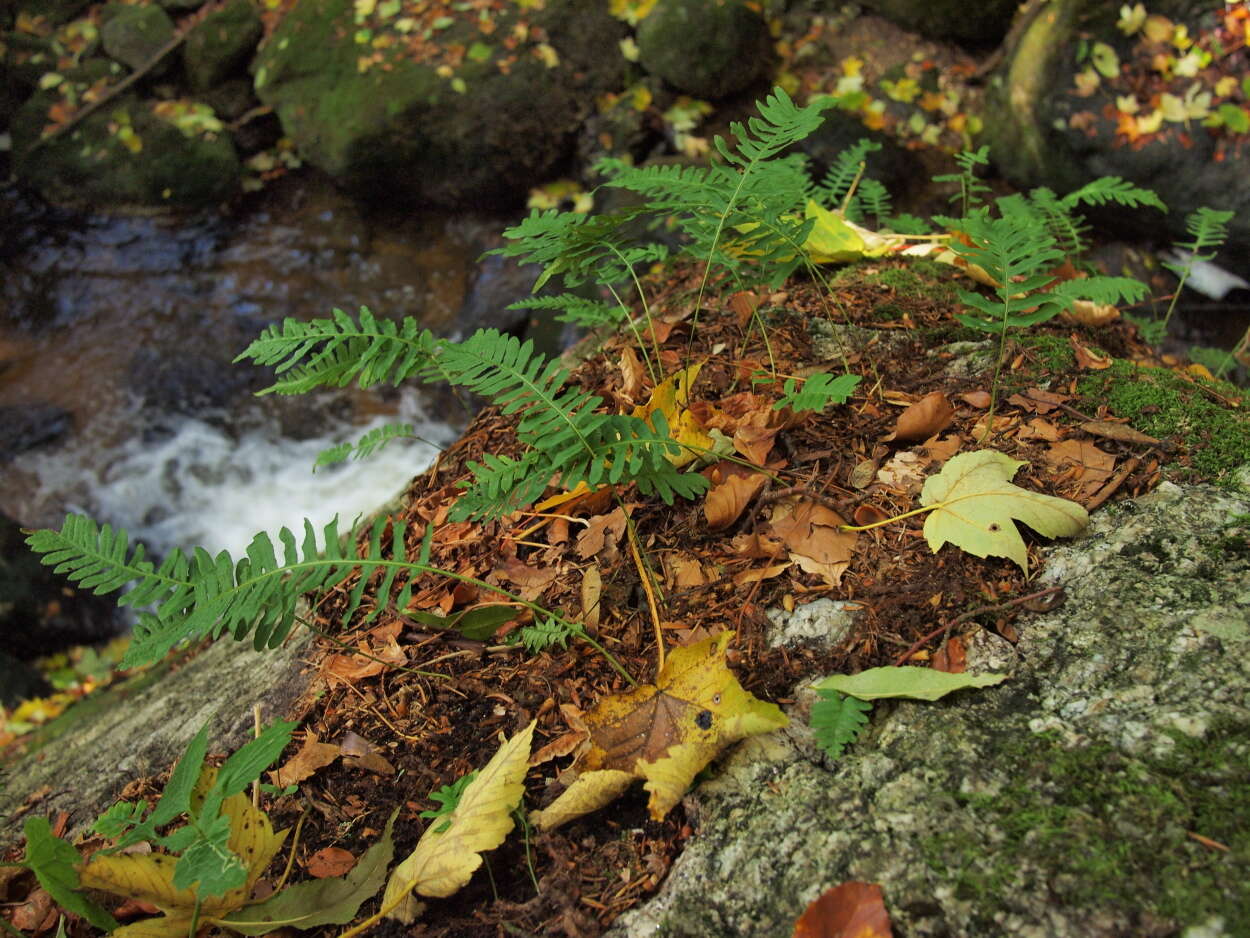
left=382, top=721, right=535, bottom=915
left=919, top=450, right=1088, bottom=572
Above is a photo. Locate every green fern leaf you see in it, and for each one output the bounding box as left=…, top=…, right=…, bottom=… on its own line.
left=507, top=294, right=626, bottom=328
left=236, top=307, right=438, bottom=395
left=314, top=422, right=422, bottom=470
left=774, top=373, right=861, bottom=413
left=1061, top=176, right=1166, bottom=213
left=810, top=689, right=872, bottom=759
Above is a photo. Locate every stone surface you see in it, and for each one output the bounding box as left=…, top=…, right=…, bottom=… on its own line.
left=607, top=475, right=1250, bottom=937
left=253, top=0, right=626, bottom=208
left=0, top=628, right=317, bottom=847
left=636, top=0, right=771, bottom=100
left=983, top=0, right=1250, bottom=265
left=0, top=403, right=71, bottom=463
left=183, top=0, right=263, bottom=92
left=100, top=3, right=176, bottom=72
left=850, top=0, right=1017, bottom=47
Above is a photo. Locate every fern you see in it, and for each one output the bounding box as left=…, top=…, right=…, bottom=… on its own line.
left=236, top=307, right=438, bottom=395
left=810, top=689, right=871, bottom=759
left=507, top=294, right=626, bottom=328
left=856, top=178, right=892, bottom=227
left=772, top=372, right=862, bottom=413
left=816, top=138, right=881, bottom=209
left=314, top=422, right=422, bottom=470
left=933, top=145, right=990, bottom=217
left=1061, top=176, right=1167, bottom=213
left=516, top=615, right=582, bottom=653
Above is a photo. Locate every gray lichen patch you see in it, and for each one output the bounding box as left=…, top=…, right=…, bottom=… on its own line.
left=607, top=476, right=1250, bottom=938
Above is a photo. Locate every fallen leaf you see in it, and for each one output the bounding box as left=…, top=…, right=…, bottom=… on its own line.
left=618, top=347, right=645, bottom=402
left=217, top=809, right=397, bottom=935
left=1062, top=299, right=1119, bottom=327
left=1016, top=418, right=1061, bottom=442
left=768, top=500, right=857, bottom=587
left=1069, top=333, right=1112, bottom=369
left=1044, top=439, right=1116, bottom=492
left=921, top=433, right=962, bottom=463
left=959, top=390, right=991, bottom=409
left=492, top=555, right=559, bottom=597
left=576, top=506, right=628, bottom=559
left=729, top=531, right=787, bottom=559
left=668, top=553, right=708, bottom=588
left=733, top=561, right=791, bottom=585
left=919, top=450, right=1089, bottom=572
left=875, top=451, right=927, bottom=492
left=383, top=722, right=534, bottom=912
left=269, top=733, right=342, bottom=787
left=814, top=665, right=1006, bottom=700
left=1008, top=389, right=1068, bottom=414
left=704, top=471, right=767, bottom=530
left=306, top=848, right=355, bottom=879
left=931, top=636, right=966, bottom=674
left=581, top=564, right=602, bottom=631
left=322, top=632, right=407, bottom=684
left=532, top=632, right=787, bottom=830
left=792, top=880, right=893, bottom=938
left=631, top=363, right=713, bottom=467
left=887, top=391, right=954, bottom=443
left=1078, top=420, right=1159, bottom=445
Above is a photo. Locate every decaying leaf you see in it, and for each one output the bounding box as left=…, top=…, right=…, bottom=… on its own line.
left=382, top=721, right=535, bottom=917
left=886, top=391, right=955, bottom=443
left=919, top=450, right=1088, bottom=572
left=270, top=733, right=342, bottom=787
left=768, top=500, right=857, bottom=587
left=814, top=666, right=1006, bottom=701
left=532, top=632, right=787, bottom=830
left=791, top=881, right=893, bottom=938
left=704, top=468, right=767, bottom=530
left=631, top=363, right=713, bottom=466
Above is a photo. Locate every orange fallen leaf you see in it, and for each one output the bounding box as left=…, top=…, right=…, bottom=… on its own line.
left=1069, top=333, right=1112, bottom=369
left=959, top=390, right=991, bottom=409
left=887, top=391, right=954, bottom=443
left=704, top=470, right=767, bottom=530
left=1044, top=439, right=1116, bottom=493
left=768, top=500, right=857, bottom=587
left=792, top=881, right=893, bottom=938
left=269, top=733, right=342, bottom=787
left=306, top=847, right=356, bottom=879
left=1078, top=420, right=1159, bottom=445
left=932, top=635, right=967, bottom=673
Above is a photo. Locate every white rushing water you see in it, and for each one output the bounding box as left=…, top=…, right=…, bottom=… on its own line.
left=16, top=390, right=460, bottom=560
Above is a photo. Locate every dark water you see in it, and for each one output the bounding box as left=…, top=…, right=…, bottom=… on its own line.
left=0, top=172, right=534, bottom=556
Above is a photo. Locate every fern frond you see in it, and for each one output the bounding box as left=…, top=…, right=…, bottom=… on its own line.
left=810, top=689, right=871, bottom=759
left=816, top=138, right=881, bottom=209
left=237, top=307, right=438, bottom=395
left=715, top=86, right=831, bottom=170
left=1174, top=206, right=1234, bottom=259
left=1048, top=275, right=1148, bottom=306
left=856, top=178, right=892, bottom=226
left=507, top=294, right=626, bottom=328
left=774, top=373, right=861, bottom=413
left=314, top=422, right=421, bottom=470
left=1061, top=176, right=1166, bottom=213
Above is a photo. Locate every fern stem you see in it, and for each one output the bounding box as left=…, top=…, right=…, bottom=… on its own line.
left=606, top=246, right=663, bottom=383
left=625, top=512, right=665, bottom=673
left=981, top=324, right=1009, bottom=444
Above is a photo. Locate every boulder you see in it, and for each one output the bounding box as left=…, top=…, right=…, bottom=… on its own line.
left=13, top=0, right=92, bottom=27
left=635, top=0, right=771, bottom=100
left=253, top=0, right=627, bottom=208
left=983, top=0, right=1250, bottom=264
left=99, top=2, right=176, bottom=72
left=608, top=472, right=1250, bottom=936
left=0, top=403, right=71, bottom=462
left=10, top=72, right=241, bottom=209
left=183, top=0, right=263, bottom=92
left=850, top=0, right=1018, bottom=48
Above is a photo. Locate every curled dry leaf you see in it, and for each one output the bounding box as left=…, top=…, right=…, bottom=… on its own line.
left=576, top=507, right=628, bottom=559
left=886, top=391, right=954, bottom=443
left=704, top=470, right=767, bottom=530
left=768, top=500, right=857, bottom=588
left=1079, top=420, right=1159, bottom=445
left=269, top=733, right=341, bottom=788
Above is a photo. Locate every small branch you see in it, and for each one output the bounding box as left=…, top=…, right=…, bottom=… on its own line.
left=893, top=586, right=1063, bottom=666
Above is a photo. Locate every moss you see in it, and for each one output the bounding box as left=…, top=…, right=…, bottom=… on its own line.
left=923, top=723, right=1250, bottom=932
left=1077, top=360, right=1250, bottom=482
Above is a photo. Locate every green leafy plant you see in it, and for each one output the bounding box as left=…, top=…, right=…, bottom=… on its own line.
left=768, top=372, right=862, bottom=413
left=932, top=145, right=990, bottom=217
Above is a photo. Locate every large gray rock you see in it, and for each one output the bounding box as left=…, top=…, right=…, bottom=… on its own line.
left=253, top=0, right=627, bottom=208
left=608, top=472, right=1250, bottom=937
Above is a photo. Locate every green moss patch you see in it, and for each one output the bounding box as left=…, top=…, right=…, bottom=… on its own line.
left=924, top=724, right=1250, bottom=933
left=1078, top=360, right=1250, bottom=482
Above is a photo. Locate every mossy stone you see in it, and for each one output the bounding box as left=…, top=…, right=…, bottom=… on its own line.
left=183, top=0, right=263, bottom=92
left=13, top=0, right=91, bottom=26
left=636, top=0, right=770, bottom=100
left=11, top=86, right=240, bottom=209
left=99, top=2, right=175, bottom=71
left=855, top=0, right=1018, bottom=47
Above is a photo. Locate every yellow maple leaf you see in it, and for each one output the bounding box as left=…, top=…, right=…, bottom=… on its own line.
left=382, top=721, right=535, bottom=920
left=532, top=632, right=787, bottom=831
left=631, top=363, right=713, bottom=467
left=919, top=450, right=1088, bottom=572
left=79, top=784, right=288, bottom=936
left=802, top=201, right=903, bottom=264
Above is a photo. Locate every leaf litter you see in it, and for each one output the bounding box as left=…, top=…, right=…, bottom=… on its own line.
left=4, top=252, right=1206, bottom=937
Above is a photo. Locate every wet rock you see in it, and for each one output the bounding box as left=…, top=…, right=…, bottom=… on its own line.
left=983, top=0, right=1250, bottom=264
left=636, top=0, right=771, bottom=100
left=128, top=346, right=254, bottom=415
left=100, top=3, right=176, bottom=72
left=10, top=77, right=240, bottom=209
left=607, top=473, right=1250, bottom=937
left=852, top=0, right=1017, bottom=47
left=0, top=511, right=121, bottom=661
left=0, top=651, right=50, bottom=708
left=183, top=0, right=263, bottom=93
left=0, top=403, right=71, bottom=462
left=253, top=0, right=625, bottom=208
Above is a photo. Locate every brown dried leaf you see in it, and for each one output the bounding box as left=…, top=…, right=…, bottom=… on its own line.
left=1078, top=420, right=1159, bottom=445
left=704, top=471, right=767, bottom=530
left=959, top=390, right=991, bottom=409
left=619, top=347, right=645, bottom=401
left=1069, top=333, right=1112, bottom=369
left=1008, top=389, right=1068, bottom=414
left=269, top=733, right=342, bottom=787
left=576, top=507, right=628, bottom=559
left=581, top=564, right=602, bottom=631
left=733, top=562, right=791, bottom=585
left=1045, top=439, right=1116, bottom=492
left=791, top=881, right=893, bottom=938
left=729, top=531, right=787, bottom=559
left=768, top=501, right=857, bottom=587
left=668, top=553, right=708, bottom=588
left=306, top=847, right=356, bottom=879
left=932, top=636, right=967, bottom=674
left=887, top=391, right=954, bottom=443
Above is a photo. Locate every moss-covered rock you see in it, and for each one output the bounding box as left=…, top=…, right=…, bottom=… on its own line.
left=99, top=2, right=175, bottom=71
left=851, top=0, right=1017, bottom=47
left=11, top=75, right=240, bottom=209
left=183, top=0, right=262, bottom=92
left=635, top=0, right=771, bottom=100
left=253, top=0, right=626, bottom=207
left=608, top=478, right=1250, bottom=937
left=983, top=0, right=1249, bottom=261
left=14, top=0, right=92, bottom=27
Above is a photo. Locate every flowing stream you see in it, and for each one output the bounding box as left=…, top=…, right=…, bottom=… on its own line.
left=0, top=173, right=532, bottom=567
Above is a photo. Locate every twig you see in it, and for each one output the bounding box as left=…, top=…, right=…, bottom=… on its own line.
left=1083, top=455, right=1141, bottom=512
left=893, top=586, right=1062, bottom=666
